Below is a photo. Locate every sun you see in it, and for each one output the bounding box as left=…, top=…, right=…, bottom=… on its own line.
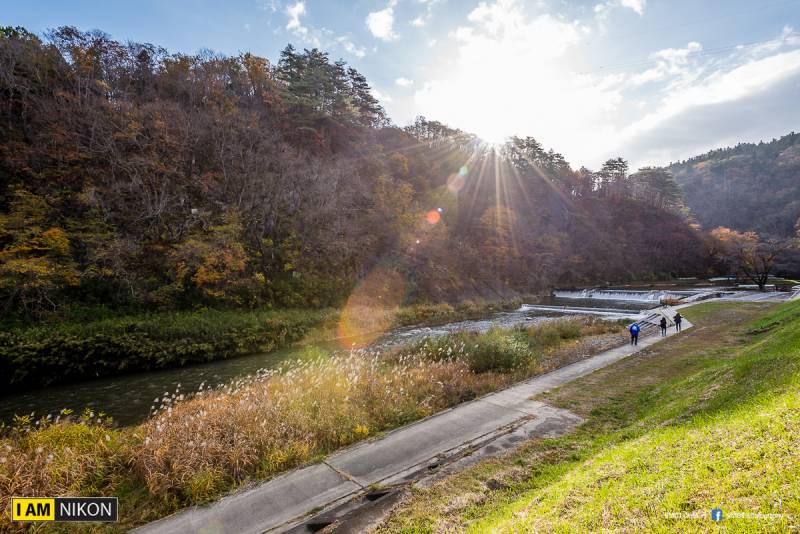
left=469, top=120, right=512, bottom=146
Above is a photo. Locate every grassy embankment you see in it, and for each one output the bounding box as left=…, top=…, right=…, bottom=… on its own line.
left=0, top=299, right=525, bottom=392
left=377, top=300, right=800, bottom=533
left=0, top=316, right=623, bottom=532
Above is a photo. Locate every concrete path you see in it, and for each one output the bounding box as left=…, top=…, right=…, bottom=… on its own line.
left=134, top=319, right=692, bottom=534
left=717, top=290, right=795, bottom=303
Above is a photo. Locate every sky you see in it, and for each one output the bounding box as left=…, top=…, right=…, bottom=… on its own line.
left=4, top=0, right=800, bottom=169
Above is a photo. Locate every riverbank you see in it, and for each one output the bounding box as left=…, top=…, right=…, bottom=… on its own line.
left=0, top=317, right=622, bottom=532
left=376, top=300, right=800, bottom=532
left=0, top=298, right=528, bottom=393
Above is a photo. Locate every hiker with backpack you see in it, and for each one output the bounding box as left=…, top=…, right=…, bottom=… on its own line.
left=629, top=322, right=641, bottom=345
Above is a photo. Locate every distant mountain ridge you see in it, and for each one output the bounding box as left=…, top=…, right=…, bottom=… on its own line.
left=667, top=132, right=800, bottom=237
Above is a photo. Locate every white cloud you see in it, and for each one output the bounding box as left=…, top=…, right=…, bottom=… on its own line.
left=407, top=0, right=800, bottom=168
left=286, top=1, right=306, bottom=33
left=629, top=41, right=702, bottom=86
left=395, top=77, right=414, bottom=87
left=614, top=31, right=800, bottom=166
left=336, top=36, right=366, bottom=58
left=259, top=0, right=280, bottom=12
left=623, top=49, right=800, bottom=145
left=285, top=1, right=317, bottom=44
left=284, top=2, right=364, bottom=57
left=742, top=25, right=800, bottom=57
left=367, top=1, right=398, bottom=41
left=411, top=0, right=442, bottom=28
left=655, top=40, right=702, bottom=62
left=594, top=0, right=646, bottom=19
left=622, top=71, right=800, bottom=166
left=619, top=0, right=645, bottom=15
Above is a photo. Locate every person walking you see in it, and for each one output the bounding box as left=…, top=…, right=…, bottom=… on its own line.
left=673, top=312, right=683, bottom=332
left=629, top=322, right=640, bottom=345
left=659, top=316, right=668, bottom=337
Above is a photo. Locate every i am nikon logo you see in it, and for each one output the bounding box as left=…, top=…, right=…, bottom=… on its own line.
left=11, top=497, right=118, bottom=522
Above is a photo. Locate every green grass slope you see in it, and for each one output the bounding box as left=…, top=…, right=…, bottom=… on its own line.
left=377, top=300, right=800, bottom=533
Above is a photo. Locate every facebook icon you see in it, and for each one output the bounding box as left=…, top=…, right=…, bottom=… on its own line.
left=711, top=508, right=723, bottom=522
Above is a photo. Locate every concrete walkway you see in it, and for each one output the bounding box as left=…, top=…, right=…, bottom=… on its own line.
left=134, top=319, right=692, bottom=534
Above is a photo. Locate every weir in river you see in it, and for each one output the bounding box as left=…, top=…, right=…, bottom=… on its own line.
left=553, top=288, right=701, bottom=302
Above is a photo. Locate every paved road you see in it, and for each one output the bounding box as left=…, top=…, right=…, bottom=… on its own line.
left=134, top=317, right=692, bottom=534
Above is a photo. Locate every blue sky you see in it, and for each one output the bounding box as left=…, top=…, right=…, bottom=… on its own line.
left=4, top=0, right=800, bottom=168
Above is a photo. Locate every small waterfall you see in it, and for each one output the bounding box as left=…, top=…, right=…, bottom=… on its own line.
left=553, top=289, right=696, bottom=302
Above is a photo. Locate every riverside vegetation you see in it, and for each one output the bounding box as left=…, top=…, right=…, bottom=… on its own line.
left=0, top=316, right=624, bottom=531
left=0, top=299, right=524, bottom=392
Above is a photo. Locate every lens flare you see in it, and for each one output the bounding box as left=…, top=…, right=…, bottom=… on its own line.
left=425, top=209, right=441, bottom=225
left=336, top=266, right=406, bottom=348
left=447, top=172, right=465, bottom=193
left=459, top=165, right=469, bottom=177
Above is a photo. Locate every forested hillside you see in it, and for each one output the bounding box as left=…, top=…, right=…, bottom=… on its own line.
left=0, top=26, right=710, bottom=320
left=668, top=132, right=800, bottom=237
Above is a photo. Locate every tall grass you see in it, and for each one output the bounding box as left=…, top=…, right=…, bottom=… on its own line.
left=397, top=316, right=616, bottom=374
left=132, top=351, right=504, bottom=501
left=0, top=317, right=624, bottom=531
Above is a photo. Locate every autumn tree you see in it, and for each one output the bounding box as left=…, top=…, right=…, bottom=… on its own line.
left=0, top=190, right=79, bottom=314
left=710, top=227, right=792, bottom=290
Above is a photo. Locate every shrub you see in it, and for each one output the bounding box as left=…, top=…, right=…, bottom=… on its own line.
left=399, top=328, right=534, bottom=374
left=402, top=318, right=624, bottom=375
left=520, top=320, right=583, bottom=346
left=461, top=329, right=532, bottom=373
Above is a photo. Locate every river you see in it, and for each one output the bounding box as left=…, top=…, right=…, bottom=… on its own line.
left=0, top=297, right=654, bottom=427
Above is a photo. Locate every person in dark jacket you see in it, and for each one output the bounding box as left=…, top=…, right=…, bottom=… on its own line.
left=659, top=316, right=668, bottom=337
left=629, top=322, right=640, bottom=345
left=674, top=312, right=683, bottom=332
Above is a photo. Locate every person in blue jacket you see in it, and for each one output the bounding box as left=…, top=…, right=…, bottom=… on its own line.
left=629, top=322, right=640, bottom=345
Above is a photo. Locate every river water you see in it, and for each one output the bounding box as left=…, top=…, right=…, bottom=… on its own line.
left=0, top=297, right=654, bottom=427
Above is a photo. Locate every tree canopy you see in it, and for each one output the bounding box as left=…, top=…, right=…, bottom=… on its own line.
left=668, top=132, right=800, bottom=237
left=0, top=26, right=715, bottom=319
